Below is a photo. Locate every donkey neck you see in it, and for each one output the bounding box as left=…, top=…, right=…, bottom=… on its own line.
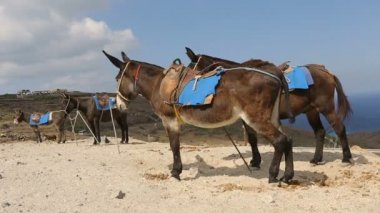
left=22, top=112, right=30, bottom=123
left=76, top=98, right=91, bottom=114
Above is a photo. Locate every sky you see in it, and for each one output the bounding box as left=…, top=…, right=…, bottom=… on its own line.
left=1, top=0, right=380, bottom=95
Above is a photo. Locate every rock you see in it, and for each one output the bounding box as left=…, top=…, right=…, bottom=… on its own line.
left=147, top=135, right=159, bottom=142
left=187, top=167, right=199, bottom=179
left=115, top=190, right=126, bottom=199
left=1, top=202, right=11, bottom=208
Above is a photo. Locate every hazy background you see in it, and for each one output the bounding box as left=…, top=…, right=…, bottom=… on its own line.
left=1, top=0, right=379, bottom=132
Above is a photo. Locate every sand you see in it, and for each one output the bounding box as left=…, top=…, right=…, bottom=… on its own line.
left=0, top=138, right=379, bottom=213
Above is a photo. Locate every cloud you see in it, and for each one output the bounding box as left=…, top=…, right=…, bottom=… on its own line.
left=0, top=0, right=138, bottom=94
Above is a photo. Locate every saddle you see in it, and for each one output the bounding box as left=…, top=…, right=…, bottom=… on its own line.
left=160, top=61, right=220, bottom=104
left=31, top=113, right=42, bottom=123
left=97, top=94, right=110, bottom=108
left=278, top=61, right=292, bottom=73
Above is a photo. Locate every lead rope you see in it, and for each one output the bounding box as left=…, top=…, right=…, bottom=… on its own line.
left=223, top=127, right=252, bottom=174
left=109, top=106, right=120, bottom=154
left=76, top=110, right=100, bottom=144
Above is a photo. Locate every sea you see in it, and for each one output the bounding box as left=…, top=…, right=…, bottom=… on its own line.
left=284, top=93, right=380, bottom=133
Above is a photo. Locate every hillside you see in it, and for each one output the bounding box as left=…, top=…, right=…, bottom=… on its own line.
left=1, top=93, right=379, bottom=149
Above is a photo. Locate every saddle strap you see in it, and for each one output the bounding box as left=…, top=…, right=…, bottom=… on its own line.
left=170, top=66, right=190, bottom=103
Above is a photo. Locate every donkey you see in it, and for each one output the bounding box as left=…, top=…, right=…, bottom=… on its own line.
left=185, top=47, right=353, bottom=165
left=103, top=50, right=294, bottom=183
left=13, top=99, right=70, bottom=143
left=61, top=93, right=129, bottom=144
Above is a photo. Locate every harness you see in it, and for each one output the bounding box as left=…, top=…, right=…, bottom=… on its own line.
left=223, top=67, right=281, bottom=83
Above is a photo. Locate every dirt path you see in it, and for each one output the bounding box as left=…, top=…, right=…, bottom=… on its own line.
left=1, top=138, right=379, bottom=212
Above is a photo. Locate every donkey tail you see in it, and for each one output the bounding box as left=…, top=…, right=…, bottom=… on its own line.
left=334, top=75, right=353, bottom=120
left=280, top=74, right=295, bottom=123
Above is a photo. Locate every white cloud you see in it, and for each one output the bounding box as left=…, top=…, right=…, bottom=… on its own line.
left=0, top=0, right=138, bottom=94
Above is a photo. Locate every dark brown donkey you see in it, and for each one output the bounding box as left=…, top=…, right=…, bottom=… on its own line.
left=103, top=50, right=294, bottom=183
left=185, top=47, right=353, bottom=165
left=13, top=99, right=70, bottom=143
left=61, top=93, right=129, bottom=144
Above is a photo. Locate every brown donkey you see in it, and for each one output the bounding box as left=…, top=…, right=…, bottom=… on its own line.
left=103, top=50, right=294, bottom=183
left=185, top=47, right=353, bottom=166
left=13, top=99, right=70, bottom=143
left=61, top=93, right=129, bottom=144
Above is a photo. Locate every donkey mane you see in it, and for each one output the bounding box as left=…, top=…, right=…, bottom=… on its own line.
left=131, top=60, right=164, bottom=70
left=199, top=54, right=239, bottom=65
left=241, top=59, right=277, bottom=69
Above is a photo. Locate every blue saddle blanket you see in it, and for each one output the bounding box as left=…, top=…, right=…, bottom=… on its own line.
left=29, top=112, right=52, bottom=126
left=178, top=69, right=225, bottom=106
left=285, top=66, right=314, bottom=90
left=93, top=96, right=117, bottom=110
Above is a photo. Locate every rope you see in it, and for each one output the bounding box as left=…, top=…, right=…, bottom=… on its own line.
left=76, top=111, right=100, bottom=144
left=224, top=67, right=281, bottom=83
left=173, top=105, right=184, bottom=124
left=223, top=127, right=252, bottom=174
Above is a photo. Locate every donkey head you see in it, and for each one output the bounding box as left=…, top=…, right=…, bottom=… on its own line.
left=103, top=50, right=138, bottom=111
left=58, top=92, right=77, bottom=113
left=13, top=109, right=24, bottom=124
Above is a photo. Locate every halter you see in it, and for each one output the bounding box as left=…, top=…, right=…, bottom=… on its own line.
left=117, top=61, right=142, bottom=103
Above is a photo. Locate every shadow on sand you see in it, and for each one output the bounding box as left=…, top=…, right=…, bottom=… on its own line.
left=175, top=150, right=368, bottom=186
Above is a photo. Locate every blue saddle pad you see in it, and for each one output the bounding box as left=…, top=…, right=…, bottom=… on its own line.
left=29, top=112, right=51, bottom=126
left=93, top=96, right=117, bottom=110
left=178, top=69, right=225, bottom=106
left=285, top=66, right=314, bottom=90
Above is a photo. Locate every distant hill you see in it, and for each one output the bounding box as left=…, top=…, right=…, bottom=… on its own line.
left=1, top=92, right=379, bottom=149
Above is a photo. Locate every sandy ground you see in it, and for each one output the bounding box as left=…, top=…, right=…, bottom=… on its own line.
left=1, top=137, right=379, bottom=213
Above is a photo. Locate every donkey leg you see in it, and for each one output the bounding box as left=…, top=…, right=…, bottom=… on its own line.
left=33, top=127, right=42, bottom=143
left=248, top=121, right=293, bottom=183
left=123, top=118, right=129, bottom=144
left=59, top=124, right=66, bottom=143
left=54, top=124, right=62, bottom=143
left=94, top=119, right=101, bottom=143
left=88, top=121, right=98, bottom=144
left=242, top=121, right=261, bottom=169
left=306, top=110, right=326, bottom=164
left=164, top=121, right=182, bottom=180
left=323, top=111, right=352, bottom=163
left=116, top=118, right=124, bottom=143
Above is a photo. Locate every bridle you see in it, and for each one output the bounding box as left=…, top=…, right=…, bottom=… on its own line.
left=192, top=56, right=202, bottom=70
left=117, top=61, right=142, bottom=102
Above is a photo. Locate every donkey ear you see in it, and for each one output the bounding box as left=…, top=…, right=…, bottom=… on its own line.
left=121, top=51, right=130, bottom=62
left=102, top=50, right=123, bottom=68
left=185, top=47, right=198, bottom=62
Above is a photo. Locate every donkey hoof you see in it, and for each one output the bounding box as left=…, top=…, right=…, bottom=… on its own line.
left=280, top=175, right=294, bottom=184
left=250, top=166, right=260, bottom=171
left=342, top=158, right=354, bottom=164
left=268, top=177, right=279, bottom=183
left=171, top=173, right=181, bottom=181
left=310, top=160, right=326, bottom=166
